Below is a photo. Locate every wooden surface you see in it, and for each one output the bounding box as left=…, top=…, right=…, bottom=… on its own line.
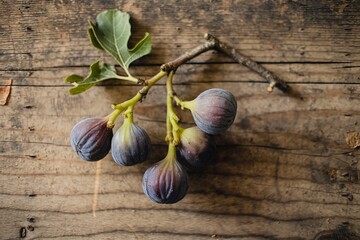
left=1, top=0, right=360, bottom=239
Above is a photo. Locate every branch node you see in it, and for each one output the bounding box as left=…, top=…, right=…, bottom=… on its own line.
left=267, top=81, right=277, bottom=93
left=138, top=88, right=148, bottom=97
left=137, top=78, right=146, bottom=85
left=161, top=63, right=177, bottom=72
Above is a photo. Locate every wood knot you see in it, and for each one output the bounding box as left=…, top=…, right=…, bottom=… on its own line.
left=346, top=132, right=360, bottom=148
left=314, top=223, right=358, bottom=240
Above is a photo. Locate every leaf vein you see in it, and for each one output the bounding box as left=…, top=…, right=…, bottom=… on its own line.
left=112, top=11, right=124, bottom=67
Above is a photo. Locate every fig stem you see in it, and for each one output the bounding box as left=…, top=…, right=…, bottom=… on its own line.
left=166, top=71, right=181, bottom=146
left=173, top=95, right=184, bottom=109
left=161, top=33, right=290, bottom=93
left=107, top=71, right=167, bottom=126
left=123, top=105, right=134, bottom=122
left=164, top=142, right=177, bottom=166
left=166, top=71, right=185, bottom=109
left=181, top=100, right=195, bottom=111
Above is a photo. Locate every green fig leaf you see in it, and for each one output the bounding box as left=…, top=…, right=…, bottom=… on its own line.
left=89, top=9, right=151, bottom=75
left=64, top=74, right=84, bottom=83
left=87, top=28, right=104, bottom=51
left=66, top=60, right=119, bottom=95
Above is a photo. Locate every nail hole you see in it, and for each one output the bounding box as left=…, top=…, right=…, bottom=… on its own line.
left=19, top=227, right=26, bottom=238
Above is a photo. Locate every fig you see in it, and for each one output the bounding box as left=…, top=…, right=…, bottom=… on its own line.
left=142, top=145, right=189, bottom=204
left=183, top=88, right=237, bottom=135
left=111, top=117, right=151, bottom=166
left=177, top=126, right=216, bottom=171
left=70, top=117, right=113, bottom=161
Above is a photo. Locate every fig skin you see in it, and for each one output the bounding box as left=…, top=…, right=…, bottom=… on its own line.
left=184, top=88, right=237, bottom=135
left=177, top=126, right=216, bottom=171
left=142, top=144, right=189, bottom=204
left=70, top=117, right=113, bottom=161
left=111, top=117, right=151, bottom=166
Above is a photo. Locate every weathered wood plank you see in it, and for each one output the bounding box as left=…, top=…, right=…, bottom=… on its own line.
left=2, top=0, right=360, bottom=239
left=1, top=0, right=359, bottom=70
left=1, top=82, right=360, bottom=238
left=1, top=62, right=360, bottom=86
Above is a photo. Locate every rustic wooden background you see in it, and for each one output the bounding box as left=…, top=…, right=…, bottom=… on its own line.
left=1, top=0, right=360, bottom=239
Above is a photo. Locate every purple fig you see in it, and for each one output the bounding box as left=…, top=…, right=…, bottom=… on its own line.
left=111, top=117, right=151, bottom=166
left=142, top=144, right=188, bottom=204
left=183, top=88, right=237, bottom=135
left=177, top=126, right=216, bottom=170
left=70, top=117, right=113, bottom=161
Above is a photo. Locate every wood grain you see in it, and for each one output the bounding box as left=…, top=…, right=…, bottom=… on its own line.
left=1, top=1, right=359, bottom=69
left=1, top=0, right=360, bottom=239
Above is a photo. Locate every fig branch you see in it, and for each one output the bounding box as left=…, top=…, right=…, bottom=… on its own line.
left=161, top=33, right=290, bottom=93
